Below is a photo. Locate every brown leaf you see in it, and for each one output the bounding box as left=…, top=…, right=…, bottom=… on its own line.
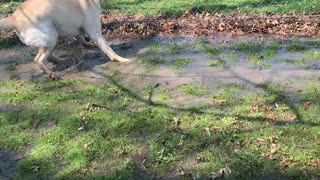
left=84, top=142, right=93, bottom=148
left=303, top=101, right=311, bottom=110
left=176, top=167, right=185, bottom=176
left=209, top=165, right=231, bottom=179
left=213, top=98, right=226, bottom=104
left=250, top=105, right=261, bottom=113
left=257, top=138, right=267, bottom=146
left=31, top=165, right=40, bottom=172
left=218, top=22, right=225, bottom=31
left=170, top=117, right=181, bottom=126
left=310, top=159, right=319, bottom=166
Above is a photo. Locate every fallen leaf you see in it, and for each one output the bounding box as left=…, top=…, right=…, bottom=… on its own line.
left=176, top=167, right=185, bottom=176
left=205, top=127, right=211, bottom=136
left=310, top=159, right=319, bottom=166
left=31, top=165, right=40, bottom=172
left=77, top=127, right=84, bottom=131
left=257, top=138, right=268, bottom=146
left=84, top=142, right=93, bottom=148
left=213, top=98, right=226, bottom=104
left=209, top=165, right=231, bottom=179
left=178, top=135, right=185, bottom=146
left=303, top=101, right=311, bottom=110
left=170, top=117, right=181, bottom=126
left=270, top=143, right=278, bottom=154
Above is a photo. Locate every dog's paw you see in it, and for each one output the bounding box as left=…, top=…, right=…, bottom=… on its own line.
left=116, top=57, right=131, bottom=63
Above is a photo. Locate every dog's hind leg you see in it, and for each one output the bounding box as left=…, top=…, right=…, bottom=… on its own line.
left=91, top=34, right=130, bottom=62
left=75, top=34, right=95, bottom=48
left=85, top=27, right=130, bottom=62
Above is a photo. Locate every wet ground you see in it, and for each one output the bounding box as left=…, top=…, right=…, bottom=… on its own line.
left=1, top=35, right=319, bottom=106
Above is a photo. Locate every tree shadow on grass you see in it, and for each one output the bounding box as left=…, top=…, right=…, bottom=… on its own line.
left=1, top=37, right=320, bottom=179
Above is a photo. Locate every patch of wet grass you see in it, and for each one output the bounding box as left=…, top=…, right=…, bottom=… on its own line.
left=287, top=41, right=306, bottom=52
left=168, top=43, right=183, bottom=53
left=234, top=40, right=262, bottom=54
left=180, top=83, right=208, bottom=96
left=138, top=56, right=165, bottom=73
left=192, top=38, right=220, bottom=55
left=249, top=53, right=272, bottom=69
left=246, top=41, right=281, bottom=68
left=5, top=64, right=16, bottom=72
left=170, top=57, right=193, bottom=69
left=143, top=83, right=170, bottom=104
left=302, top=50, right=320, bottom=60
left=279, top=49, right=320, bottom=69
left=208, top=58, right=223, bottom=67
left=307, top=39, right=320, bottom=48
left=217, top=52, right=240, bottom=68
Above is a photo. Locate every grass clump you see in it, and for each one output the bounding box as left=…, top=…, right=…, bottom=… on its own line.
left=180, top=83, right=208, bottom=96
left=138, top=56, right=165, bottom=73
left=5, top=64, right=17, bottom=72
left=287, top=42, right=306, bottom=52
left=235, top=40, right=262, bottom=54
left=192, top=39, right=220, bottom=55
left=208, top=58, right=223, bottom=67
left=0, top=35, right=20, bottom=49
left=170, top=57, right=193, bottom=69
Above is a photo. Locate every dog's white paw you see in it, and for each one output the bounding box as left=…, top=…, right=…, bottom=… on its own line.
left=116, top=57, right=131, bottom=63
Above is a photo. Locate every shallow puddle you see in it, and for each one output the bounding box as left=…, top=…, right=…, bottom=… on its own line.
left=0, top=35, right=319, bottom=107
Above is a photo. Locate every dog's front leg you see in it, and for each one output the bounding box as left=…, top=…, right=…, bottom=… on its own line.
left=34, top=47, right=60, bottom=79
left=34, top=48, right=53, bottom=74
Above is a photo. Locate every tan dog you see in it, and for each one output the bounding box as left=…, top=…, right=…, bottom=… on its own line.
left=0, top=0, right=130, bottom=77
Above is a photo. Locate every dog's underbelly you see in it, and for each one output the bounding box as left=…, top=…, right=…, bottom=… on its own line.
left=16, top=21, right=58, bottom=48
left=55, top=25, right=82, bottom=38
left=52, top=14, right=84, bottom=38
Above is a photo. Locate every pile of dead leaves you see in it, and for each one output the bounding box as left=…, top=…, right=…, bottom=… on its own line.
left=1, top=12, right=320, bottom=43
left=100, top=12, right=320, bottom=41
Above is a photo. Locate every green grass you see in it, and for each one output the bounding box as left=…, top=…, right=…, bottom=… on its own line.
left=0, top=13, right=320, bottom=179
left=192, top=38, right=220, bottom=55
left=0, top=75, right=319, bottom=179
left=180, top=83, right=208, bottom=96
left=103, top=0, right=320, bottom=16
left=5, top=63, right=16, bottom=71
left=208, top=58, right=223, bottom=67
left=287, top=42, right=307, bottom=52
left=170, top=57, right=193, bottom=69
left=235, top=40, right=262, bottom=54
left=138, top=56, right=165, bottom=73
left=1, top=0, right=319, bottom=17
left=0, top=34, right=21, bottom=49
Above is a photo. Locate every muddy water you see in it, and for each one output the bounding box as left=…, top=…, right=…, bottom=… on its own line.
left=0, top=150, right=20, bottom=179
left=0, top=35, right=320, bottom=107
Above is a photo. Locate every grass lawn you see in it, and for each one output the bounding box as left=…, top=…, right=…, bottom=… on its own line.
left=0, top=0, right=319, bottom=16
left=1, top=36, right=320, bottom=179
left=1, top=73, right=320, bottom=179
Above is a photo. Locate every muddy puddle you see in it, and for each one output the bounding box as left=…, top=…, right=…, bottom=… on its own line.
left=0, top=150, right=21, bottom=179
left=0, top=35, right=320, bottom=107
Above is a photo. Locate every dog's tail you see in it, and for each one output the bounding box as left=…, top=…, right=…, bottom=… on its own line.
left=0, top=16, right=14, bottom=30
